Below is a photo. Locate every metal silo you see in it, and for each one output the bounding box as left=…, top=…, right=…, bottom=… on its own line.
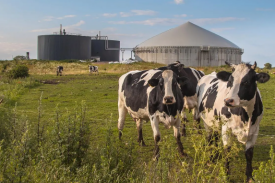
left=91, top=34, right=120, bottom=61
left=38, top=35, right=91, bottom=60
left=134, top=22, right=243, bottom=67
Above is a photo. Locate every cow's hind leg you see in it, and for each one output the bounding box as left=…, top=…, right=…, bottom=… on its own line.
left=136, top=119, right=146, bottom=146
left=118, top=99, right=127, bottom=140
left=174, top=117, right=187, bottom=157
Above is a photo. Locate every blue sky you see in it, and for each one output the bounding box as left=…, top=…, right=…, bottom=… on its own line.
left=0, top=0, right=274, bottom=67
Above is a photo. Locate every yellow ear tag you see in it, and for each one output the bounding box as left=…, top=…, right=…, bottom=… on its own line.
left=148, top=83, right=153, bottom=87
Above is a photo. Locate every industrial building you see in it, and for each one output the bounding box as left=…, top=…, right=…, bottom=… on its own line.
left=134, top=22, right=243, bottom=67
left=38, top=35, right=91, bottom=60
left=37, top=27, right=120, bottom=61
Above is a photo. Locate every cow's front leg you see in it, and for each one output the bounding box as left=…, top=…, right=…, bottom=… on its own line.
left=150, top=115, right=160, bottom=160
left=245, top=127, right=258, bottom=182
left=173, top=117, right=187, bottom=157
left=136, top=119, right=146, bottom=146
left=181, top=111, right=187, bottom=137
left=245, top=147, right=254, bottom=182
left=222, top=125, right=232, bottom=177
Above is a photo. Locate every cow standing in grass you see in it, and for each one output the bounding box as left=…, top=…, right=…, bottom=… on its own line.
left=118, top=69, right=187, bottom=158
left=157, top=61, right=205, bottom=136
left=57, top=66, right=63, bottom=76
left=195, top=62, right=270, bottom=182
left=89, top=65, right=98, bottom=75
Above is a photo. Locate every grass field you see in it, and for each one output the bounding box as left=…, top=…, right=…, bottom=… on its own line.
left=0, top=60, right=274, bottom=182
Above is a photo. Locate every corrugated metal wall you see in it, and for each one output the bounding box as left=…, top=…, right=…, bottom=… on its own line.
left=91, top=40, right=120, bottom=61
left=38, top=35, right=91, bottom=60
left=134, top=46, right=242, bottom=67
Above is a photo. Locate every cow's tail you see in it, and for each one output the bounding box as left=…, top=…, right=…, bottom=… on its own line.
left=118, top=94, right=127, bottom=139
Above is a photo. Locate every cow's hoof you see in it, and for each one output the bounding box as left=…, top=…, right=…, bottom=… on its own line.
left=180, top=151, right=188, bottom=158
left=247, top=177, right=254, bottom=183
left=181, top=132, right=187, bottom=137
left=183, top=118, right=189, bottom=122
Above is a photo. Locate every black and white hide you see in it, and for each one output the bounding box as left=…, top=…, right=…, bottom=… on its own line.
left=118, top=69, right=187, bottom=158
left=158, top=61, right=205, bottom=135
left=89, top=65, right=98, bottom=75
left=195, top=61, right=270, bottom=182
left=57, top=66, right=63, bottom=76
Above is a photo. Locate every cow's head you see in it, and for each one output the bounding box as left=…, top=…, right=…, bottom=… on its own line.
left=148, top=70, right=185, bottom=105
left=217, top=61, right=270, bottom=107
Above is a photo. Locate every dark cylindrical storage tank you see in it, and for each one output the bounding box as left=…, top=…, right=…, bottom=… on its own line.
left=91, top=40, right=120, bottom=61
left=38, top=35, right=91, bottom=60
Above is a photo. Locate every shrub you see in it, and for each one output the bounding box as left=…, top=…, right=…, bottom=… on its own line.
left=264, top=63, right=272, bottom=69
left=7, top=65, right=29, bottom=79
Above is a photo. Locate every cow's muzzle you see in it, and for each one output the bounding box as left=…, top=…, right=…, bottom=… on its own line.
left=163, top=96, right=175, bottom=104
left=224, top=98, right=234, bottom=107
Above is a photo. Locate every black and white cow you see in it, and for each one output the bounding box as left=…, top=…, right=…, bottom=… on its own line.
left=196, top=62, right=270, bottom=181
left=89, top=65, right=98, bottom=75
left=57, top=66, right=63, bottom=76
left=158, top=61, right=205, bottom=135
left=118, top=69, right=187, bottom=158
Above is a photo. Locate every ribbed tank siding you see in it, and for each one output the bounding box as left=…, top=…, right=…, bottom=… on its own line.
left=38, top=35, right=91, bottom=60
left=134, top=46, right=242, bottom=67
left=91, top=40, right=120, bottom=61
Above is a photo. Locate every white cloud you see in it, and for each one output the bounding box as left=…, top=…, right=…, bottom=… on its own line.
left=174, top=0, right=184, bottom=4
left=43, top=16, right=55, bottom=22
left=103, top=13, right=117, bottom=17
left=31, top=20, right=85, bottom=33
left=120, top=12, right=132, bottom=17
left=174, top=14, right=187, bottom=17
left=40, top=15, right=76, bottom=22
left=57, top=15, right=76, bottom=19
left=211, top=27, right=235, bottom=33
left=0, top=42, right=34, bottom=53
left=191, top=17, right=245, bottom=24
left=119, top=10, right=157, bottom=17
left=109, top=18, right=184, bottom=26
left=131, top=10, right=157, bottom=16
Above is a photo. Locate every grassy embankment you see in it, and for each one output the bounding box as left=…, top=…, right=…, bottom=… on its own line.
left=0, top=60, right=274, bottom=182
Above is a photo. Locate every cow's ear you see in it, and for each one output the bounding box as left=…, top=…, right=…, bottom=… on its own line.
left=217, top=71, right=231, bottom=81
left=177, top=64, right=184, bottom=73
left=148, top=79, right=159, bottom=87
left=256, top=72, right=270, bottom=83
left=177, top=76, right=188, bottom=86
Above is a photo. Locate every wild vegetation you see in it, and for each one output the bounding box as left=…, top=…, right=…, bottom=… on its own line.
left=0, top=60, right=274, bottom=182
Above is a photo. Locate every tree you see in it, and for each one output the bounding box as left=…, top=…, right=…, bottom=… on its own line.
left=264, top=63, right=272, bottom=69
left=13, top=55, right=27, bottom=61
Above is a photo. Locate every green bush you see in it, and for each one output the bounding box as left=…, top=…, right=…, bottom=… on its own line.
left=264, top=63, right=272, bottom=69
left=7, top=65, right=29, bottom=79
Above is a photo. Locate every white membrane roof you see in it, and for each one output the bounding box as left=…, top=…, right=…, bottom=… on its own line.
left=137, top=22, right=240, bottom=48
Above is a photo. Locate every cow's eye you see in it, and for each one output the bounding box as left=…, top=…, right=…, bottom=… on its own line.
left=242, top=81, right=249, bottom=85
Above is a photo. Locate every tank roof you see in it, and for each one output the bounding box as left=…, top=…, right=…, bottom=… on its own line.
left=137, top=22, right=240, bottom=48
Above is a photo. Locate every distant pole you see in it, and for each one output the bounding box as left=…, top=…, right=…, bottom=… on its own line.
left=60, top=24, right=62, bottom=35
left=121, top=49, right=125, bottom=61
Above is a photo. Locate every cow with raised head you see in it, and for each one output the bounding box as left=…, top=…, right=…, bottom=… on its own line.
left=196, top=61, right=270, bottom=182
left=89, top=65, right=98, bottom=75
left=57, top=66, right=63, bottom=76
left=118, top=69, right=187, bottom=158
left=158, top=61, right=205, bottom=136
